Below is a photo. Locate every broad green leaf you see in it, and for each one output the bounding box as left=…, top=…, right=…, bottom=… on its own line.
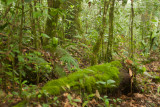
left=33, top=11, right=42, bottom=18
left=87, top=94, right=95, bottom=98
left=13, top=70, right=19, bottom=75
left=5, top=71, right=12, bottom=76
left=107, top=79, right=116, bottom=85
left=41, top=33, right=50, bottom=38
left=67, top=94, right=72, bottom=101
left=142, top=67, right=146, bottom=72
left=52, top=37, right=58, bottom=45
left=151, top=19, right=157, bottom=22
left=22, top=80, right=28, bottom=85
left=38, top=94, right=42, bottom=99
left=96, top=81, right=106, bottom=85
left=113, top=99, right=116, bottom=103
left=82, top=101, right=88, bottom=107
left=73, top=99, right=81, bottom=102
left=105, top=99, right=109, bottom=106
left=54, top=97, right=58, bottom=101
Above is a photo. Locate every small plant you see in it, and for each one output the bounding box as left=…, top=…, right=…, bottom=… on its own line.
left=96, top=79, right=116, bottom=95
left=67, top=94, right=81, bottom=106
left=82, top=93, right=95, bottom=107
left=100, top=96, right=110, bottom=107
left=112, top=98, right=122, bottom=106
left=53, top=96, right=60, bottom=106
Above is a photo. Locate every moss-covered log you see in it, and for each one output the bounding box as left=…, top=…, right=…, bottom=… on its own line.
left=42, top=61, right=123, bottom=95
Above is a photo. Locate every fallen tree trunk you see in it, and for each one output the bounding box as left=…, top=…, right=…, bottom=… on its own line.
left=42, top=61, right=132, bottom=95
left=14, top=61, right=136, bottom=107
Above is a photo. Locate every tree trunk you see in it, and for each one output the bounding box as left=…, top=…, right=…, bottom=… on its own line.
left=63, top=0, right=82, bottom=39
left=106, top=0, right=115, bottom=62
left=130, top=0, right=134, bottom=59
left=19, top=0, right=25, bottom=95
left=44, top=0, right=60, bottom=44
left=91, top=0, right=110, bottom=65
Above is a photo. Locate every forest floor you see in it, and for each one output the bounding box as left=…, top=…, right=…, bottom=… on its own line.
left=79, top=51, right=160, bottom=107
left=119, top=60, right=160, bottom=107
left=54, top=49, right=160, bottom=107
left=72, top=47, right=160, bottom=107
left=0, top=47, right=160, bottom=107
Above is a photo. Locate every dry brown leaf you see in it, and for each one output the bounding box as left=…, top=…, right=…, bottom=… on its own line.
left=129, top=68, right=133, bottom=77
left=22, top=49, right=27, bottom=53
left=7, top=86, right=11, bottom=90
left=134, top=93, right=144, bottom=98
left=72, top=93, right=76, bottom=98
left=90, top=99, right=98, bottom=105
left=129, top=100, right=134, bottom=107
left=37, top=103, right=42, bottom=107
left=95, top=90, right=100, bottom=99
left=125, top=59, right=133, bottom=65
left=64, top=101, right=71, bottom=107
left=64, top=99, right=71, bottom=107
left=120, top=95, right=127, bottom=99
left=63, top=93, right=69, bottom=97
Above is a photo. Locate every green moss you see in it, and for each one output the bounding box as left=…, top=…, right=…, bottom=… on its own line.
left=43, top=86, right=61, bottom=95
left=110, top=61, right=122, bottom=69
left=84, top=76, right=96, bottom=93
left=42, top=61, right=121, bottom=95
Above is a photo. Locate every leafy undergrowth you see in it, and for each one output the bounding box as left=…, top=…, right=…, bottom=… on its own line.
left=0, top=47, right=160, bottom=107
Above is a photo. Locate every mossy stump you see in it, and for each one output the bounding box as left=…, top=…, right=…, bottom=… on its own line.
left=42, top=61, right=122, bottom=95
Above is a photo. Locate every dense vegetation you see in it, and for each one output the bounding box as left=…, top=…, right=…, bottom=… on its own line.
left=0, top=0, right=160, bottom=106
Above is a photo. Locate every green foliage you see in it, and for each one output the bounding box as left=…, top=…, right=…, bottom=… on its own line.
left=42, top=61, right=121, bottom=95
left=66, top=94, right=81, bottom=106
left=55, top=47, right=79, bottom=71
left=1, top=0, right=160, bottom=105
left=13, top=101, right=27, bottom=107
left=100, top=96, right=110, bottom=107
left=60, top=55, right=79, bottom=71
left=110, top=61, right=122, bottom=69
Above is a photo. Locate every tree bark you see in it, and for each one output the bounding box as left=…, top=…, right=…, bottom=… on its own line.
left=91, top=0, right=110, bottom=65
left=44, top=0, right=61, bottom=44
left=130, top=0, right=134, bottom=59
left=19, top=0, right=24, bottom=52
left=63, top=0, right=82, bottom=39
left=106, top=0, right=115, bottom=62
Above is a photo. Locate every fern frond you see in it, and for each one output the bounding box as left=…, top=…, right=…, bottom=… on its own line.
left=55, top=47, right=70, bottom=57
left=54, top=46, right=79, bottom=71
left=60, top=55, right=79, bottom=71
